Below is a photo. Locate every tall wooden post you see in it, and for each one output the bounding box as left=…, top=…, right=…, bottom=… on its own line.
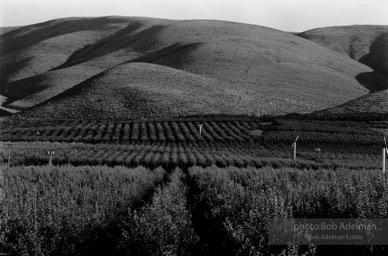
left=293, top=143, right=297, bottom=161
left=383, top=146, right=386, bottom=175
left=34, top=182, right=38, bottom=256
left=292, top=136, right=299, bottom=161
left=48, top=151, right=54, bottom=166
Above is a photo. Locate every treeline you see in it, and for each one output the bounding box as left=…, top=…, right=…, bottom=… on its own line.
left=273, top=119, right=374, bottom=133
left=263, top=119, right=383, bottom=148
left=187, top=166, right=388, bottom=256
left=1, top=120, right=264, bottom=144
left=1, top=118, right=382, bottom=148
left=283, top=112, right=388, bottom=122
left=1, top=165, right=167, bottom=255
left=0, top=114, right=267, bottom=129
left=0, top=141, right=269, bottom=169
left=0, top=141, right=382, bottom=170
left=1, top=165, right=388, bottom=255
left=264, top=130, right=382, bottom=147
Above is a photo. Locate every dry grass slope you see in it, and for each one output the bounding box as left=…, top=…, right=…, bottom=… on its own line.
left=0, top=26, right=20, bottom=35
left=298, top=26, right=388, bottom=60
left=299, top=25, right=388, bottom=92
left=1, top=17, right=386, bottom=119
left=319, top=89, right=388, bottom=115
left=22, top=62, right=243, bottom=119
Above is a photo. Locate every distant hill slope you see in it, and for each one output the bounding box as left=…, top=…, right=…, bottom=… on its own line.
left=23, top=62, right=243, bottom=119
left=0, top=26, right=20, bottom=35
left=317, top=89, right=388, bottom=115
left=298, top=25, right=388, bottom=86
left=1, top=17, right=387, bottom=120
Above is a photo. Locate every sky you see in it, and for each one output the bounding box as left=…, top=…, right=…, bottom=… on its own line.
left=1, top=0, right=387, bottom=32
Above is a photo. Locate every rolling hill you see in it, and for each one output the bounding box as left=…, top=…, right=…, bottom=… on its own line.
left=298, top=25, right=388, bottom=91
left=298, top=26, right=388, bottom=62
left=0, top=26, right=19, bottom=35
left=1, top=17, right=387, bottom=120
left=317, top=89, right=388, bottom=115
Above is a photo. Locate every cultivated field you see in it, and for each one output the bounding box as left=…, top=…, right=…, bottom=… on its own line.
left=1, top=165, right=388, bottom=256
left=1, top=114, right=387, bottom=255
left=0, top=116, right=384, bottom=169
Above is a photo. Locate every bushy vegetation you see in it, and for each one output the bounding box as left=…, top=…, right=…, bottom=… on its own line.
left=187, top=166, right=388, bottom=256
left=1, top=118, right=382, bottom=147
left=0, top=140, right=383, bottom=171
left=1, top=165, right=388, bottom=255
left=0, top=165, right=166, bottom=256
left=0, top=116, right=383, bottom=170
left=0, top=119, right=263, bottom=144
left=0, top=141, right=267, bottom=169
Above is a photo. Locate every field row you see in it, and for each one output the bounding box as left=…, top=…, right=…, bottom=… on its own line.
left=264, top=130, right=382, bottom=147
left=2, top=118, right=384, bottom=149
left=1, top=165, right=387, bottom=255
left=0, top=141, right=274, bottom=168
left=0, top=141, right=381, bottom=170
left=1, top=120, right=264, bottom=143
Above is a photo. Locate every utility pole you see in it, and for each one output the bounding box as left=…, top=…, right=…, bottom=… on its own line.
left=315, top=147, right=321, bottom=160
left=292, top=136, right=299, bottom=161
left=48, top=150, right=54, bottom=166
left=198, top=124, right=204, bottom=135
left=34, top=182, right=38, bottom=256
left=383, top=137, right=387, bottom=177
left=383, top=145, right=386, bottom=175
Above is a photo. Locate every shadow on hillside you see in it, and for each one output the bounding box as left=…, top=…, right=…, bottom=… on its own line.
left=55, top=23, right=167, bottom=70
left=0, top=17, right=138, bottom=87
left=356, top=71, right=387, bottom=92
left=0, top=17, right=131, bottom=56
left=0, top=56, right=34, bottom=93
left=356, top=32, right=388, bottom=92
left=129, top=42, right=203, bottom=67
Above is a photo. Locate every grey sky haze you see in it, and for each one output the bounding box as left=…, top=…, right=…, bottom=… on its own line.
left=1, top=0, right=387, bottom=32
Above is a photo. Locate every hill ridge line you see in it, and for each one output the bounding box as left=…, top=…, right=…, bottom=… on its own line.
left=1, top=17, right=386, bottom=119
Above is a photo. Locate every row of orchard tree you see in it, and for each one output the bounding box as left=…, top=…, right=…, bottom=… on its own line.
left=1, top=120, right=261, bottom=144
left=1, top=165, right=388, bottom=255
left=1, top=141, right=382, bottom=170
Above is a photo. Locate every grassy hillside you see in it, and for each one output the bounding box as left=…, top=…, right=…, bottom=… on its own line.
left=20, top=62, right=244, bottom=119
left=298, top=25, right=388, bottom=92
left=6, top=65, right=103, bottom=109
left=1, top=17, right=386, bottom=119
left=298, top=25, right=388, bottom=60
left=0, top=26, right=20, bottom=35
left=0, top=17, right=132, bottom=83
left=317, top=89, right=388, bottom=115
